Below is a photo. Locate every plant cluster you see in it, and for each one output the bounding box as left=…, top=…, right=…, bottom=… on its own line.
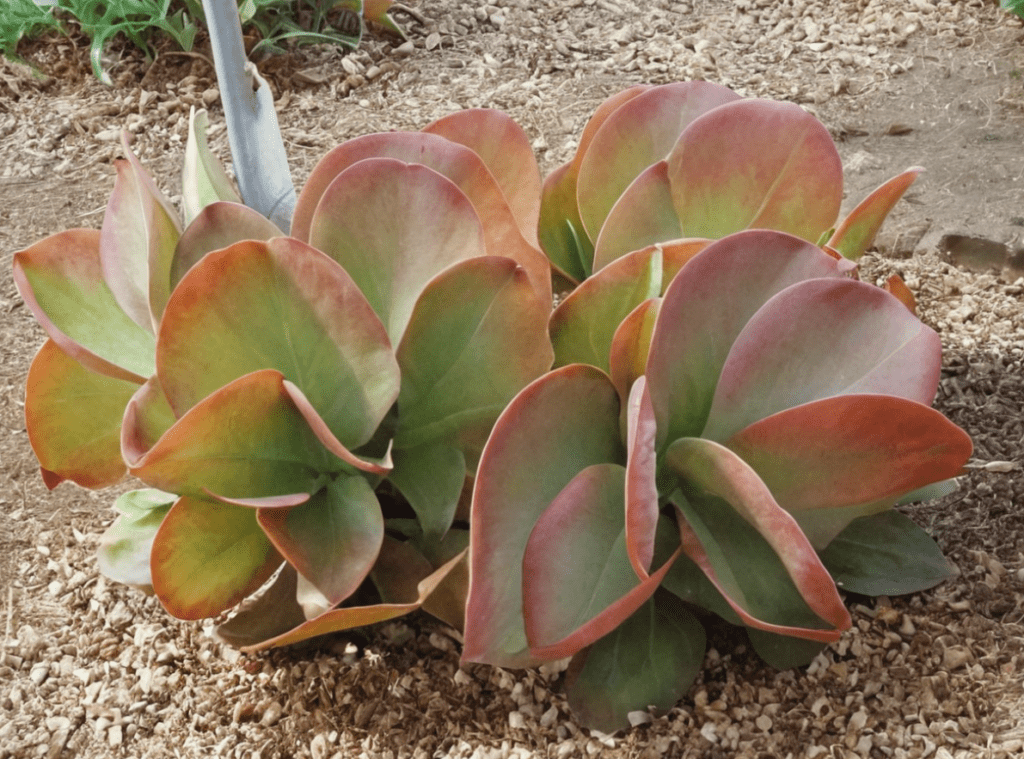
left=14, top=82, right=972, bottom=732
left=0, top=0, right=399, bottom=83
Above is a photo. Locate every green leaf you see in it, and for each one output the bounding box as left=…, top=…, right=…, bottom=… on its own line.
left=13, top=229, right=155, bottom=383
left=151, top=496, right=283, bottom=620
left=389, top=442, right=466, bottom=543
left=564, top=594, right=706, bottom=733
left=182, top=108, right=242, bottom=226
left=819, top=510, right=956, bottom=596
left=746, top=628, right=827, bottom=670
left=257, top=475, right=384, bottom=609
left=25, top=339, right=140, bottom=489
left=827, top=168, right=922, bottom=260
left=97, top=489, right=177, bottom=592
left=158, top=237, right=399, bottom=449
left=394, top=256, right=553, bottom=458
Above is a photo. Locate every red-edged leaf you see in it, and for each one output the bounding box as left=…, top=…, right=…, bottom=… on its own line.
left=538, top=84, right=652, bottom=276
left=257, top=475, right=383, bottom=608
left=702, top=278, right=942, bottom=442
left=884, top=274, right=917, bottom=314
left=625, top=377, right=659, bottom=579
left=152, top=496, right=283, bottom=620
left=463, top=365, right=624, bottom=668
left=13, top=229, right=154, bottom=383
left=590, top=162, right=682, bottom=272
left=423, top=109, right=542, bottom=245
left=394, top=256, right=553, bottom=459
left=608, top=299, right=660, bottom=407
left=668, top=100, right=842, bottom=242
left=25, top=339, right=139, bottom=489
left=158, top=237, right=399, bottom=449
left=828, top=168, right=923, bottom=260
left=727, top=395, right=972, bottom=546
left=100, top=137, right=182, bottom=329
left=237, top=539, right=465, bottom=652
left=120, top=375, right=177, bottom=464
left=646, top=230, right=854, bottom=448
left=665, top=438, right=851, bottom=641
left=523, top=463, right=679, bottom=660
left=129, top=370, right=337, bottom=498
left=577, top=81, right=741, bottom=241
left=170, top=201, right=282, bottom=289
left=294, top=133, right=550, bottom=301
left=216, top=564, right=307, bottom=648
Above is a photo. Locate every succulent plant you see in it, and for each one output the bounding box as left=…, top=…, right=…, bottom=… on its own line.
left=463, top=229, right=972, bottom=731
left=14, top=107, right=553, bottom=649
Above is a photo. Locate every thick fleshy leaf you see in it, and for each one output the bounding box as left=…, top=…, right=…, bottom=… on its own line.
left=182, top=108, right=242, bottom=227
left=96, top=489, right=177, bottom=592
left=294, top=133, right=550, bottom=300
left=746, top=629, right=827, bottom=670
left=151, top=496, right=283, bottom=620
left=726, top=395, right=973, bottom=544
left=129, top=370, right=336, bottom=498
left=625, top=377, right=659, bottom=578
left=158, top=237, right=399, bottom=448
left=170, top=201, right=282, bottom=289
left=608, top=299, right=660, bottom=406
left=257, top=475, right=383, bottom=608
left=828, top=168, right=922, bottom=261
left=422, top=109, right=542, bottom=245
left=237, top=539, right=465, bottom=652
left=216, top=564, right=307, bottom=648
left=577, top=81, right=741, bottom=241
left=420, top=532, right=470, bottom=631
left=590, top=162, right=682, bottom=272
left=702, top=278, right=942, bottom=442
left=25, top=339, right=139, bottom=489
left=120, top=376, right=177, bottom=464
left=100, top=135, right=182, bottom=329
left=564, top=594, right=706, bottom=733
left=13, top=229, right=155, bottom=383
left=819, top=510, right=956, bottom=596
left=522, top=463, right=679, bottom=660
left=362, top=0, right=403, bottom=36
left=307, top=158, right=488, bottom=343
left=463, top=365, right=624, bottom=668
left=646, top=230, right=853, bottom=448
left=665, top=438, right=851, bottom=641
left=389, top=442, right=466, bottom=543
left=883, top=274, right=917, bottom=314
left=394, top=256, right=553, bottom=455
left=538, top=85, right=652, bottom=277
left=667, top=99, right=842, bottom=241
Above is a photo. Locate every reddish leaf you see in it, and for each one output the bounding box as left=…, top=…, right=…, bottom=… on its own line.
left=828, top=168, right=923, bottom=261
left=625, top=377, right=660, bottom=579
left=120, top=375, right=176, bottom=464
left=883, top=274, right=917, bottom=314
left=608, top=298, right=660, bottom=407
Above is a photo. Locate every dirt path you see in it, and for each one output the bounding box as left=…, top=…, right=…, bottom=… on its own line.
left=2, top=1, right=1024, bottom=757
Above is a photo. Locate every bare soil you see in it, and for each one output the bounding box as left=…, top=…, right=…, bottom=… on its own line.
left=2, top=1, right=1024, bottom=758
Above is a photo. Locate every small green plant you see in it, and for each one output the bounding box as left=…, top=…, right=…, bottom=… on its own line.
left=0, top=0, right=63, bottom=61
left=1002, top=0, right=1024, bottom=21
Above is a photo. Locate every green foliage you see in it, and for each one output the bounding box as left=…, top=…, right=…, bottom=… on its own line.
left=1002, top=0, right=1024, bottom=21
left=0, top=0, right=399, bottom=84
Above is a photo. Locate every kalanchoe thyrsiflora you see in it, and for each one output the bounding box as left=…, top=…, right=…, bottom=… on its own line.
left=13, top=107, right=553, bottom=650
left=464, top=230, right=972, bottom=731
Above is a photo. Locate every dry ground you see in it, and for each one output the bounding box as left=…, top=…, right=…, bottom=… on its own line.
left=2, top=1, right=1024, bottom=757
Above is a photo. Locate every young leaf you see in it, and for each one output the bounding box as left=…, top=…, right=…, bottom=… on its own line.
left=151, top=496, right=283, bottom=620
left=13, top=229, right=155, bottom=383
left=464, top=365, right=624, bottom=668
left=25, top=339, right=140, bottom=489
left=608, top=298, right=660, bottom=406
left=182, top=107, right=242, bottom=227
left=388, top=442, right=466, bottom=543
left=97, top=489, right=177, bottom=591
left=828, top=168, right=923, bottom=261
left=819, top=510, right=956, bottom=596
left=564, top=594, right=706, bottom=733
left=625, top=377, right=659, bottom=578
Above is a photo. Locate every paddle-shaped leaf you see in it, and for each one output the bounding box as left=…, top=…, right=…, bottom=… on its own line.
left=97, top=489, right=177, bottom=592
left=464, top=365, right=624, bottom=668
left=24, top=339, right=140, bottom=489
left=158, top=237, right=399, bottom=447
left=151, top=496, right=283, bottom=620
left=564, top=594, right=706, bottom=733
left=13, top=229, right=155, bottom=383
left=819, top=510, right=956, bottom=596
left=665, top=438, right=851, bottom=641
left=667, top=99, right=842, bottom=242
